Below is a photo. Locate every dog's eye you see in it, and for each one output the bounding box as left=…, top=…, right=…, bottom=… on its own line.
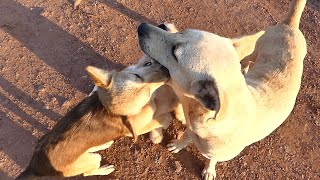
left=143, top=62, right=152, bottom=67
left=171, top=45, right=178, bottom=62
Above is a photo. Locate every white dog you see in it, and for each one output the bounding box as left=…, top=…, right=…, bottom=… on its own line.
left=137, top=0, right=307, bottom=179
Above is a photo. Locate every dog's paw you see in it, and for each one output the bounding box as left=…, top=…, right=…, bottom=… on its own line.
left=149, top=129, right=163, bottom=144
left=166, top=139, right=186, bottom=153
left=105, top=141, right=114, bottom=149
left=99, top=164, right=115, bottom=175
left=83, top=164, right=115, bottom=176
left=201, top=167, right=216, bottom=180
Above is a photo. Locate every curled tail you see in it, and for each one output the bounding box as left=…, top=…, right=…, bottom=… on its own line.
left=282, top=0, right=307, bottom=28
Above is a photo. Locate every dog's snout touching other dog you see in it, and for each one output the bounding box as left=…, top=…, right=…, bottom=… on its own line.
left=138, top=0, right=307, bottom=179
left=88, top=23, right=185, bottom=143
left=16, top=59, right=178, bottom=179
left=17, top=22, right=187, bottom=179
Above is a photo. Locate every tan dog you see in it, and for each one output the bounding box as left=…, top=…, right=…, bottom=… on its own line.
left=88, top=24, right=185, bottom=144
left=137, top=0, right=307, bottom=179
left=16, top=62, right=170, bottom=179
left=89, top=55, right=186, bottom=143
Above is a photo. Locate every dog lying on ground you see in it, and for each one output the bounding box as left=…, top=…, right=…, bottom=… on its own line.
left=137, top=0, right=307, bottom=179
left=17, top=61, right=171, bottom=179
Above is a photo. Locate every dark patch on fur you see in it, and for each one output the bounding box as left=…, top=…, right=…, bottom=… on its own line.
left=193, top=79, right=219, bottom=111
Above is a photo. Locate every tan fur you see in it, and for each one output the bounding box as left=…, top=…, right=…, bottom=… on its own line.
left=89, top=24, right=184, bottom=143
left=17, top=61, right=170, bottom=179
left=232, top=30, right=265, bottom=61
left=138, top=1, right=307, bottom=179
left=232, top=31, right=265, bottom=74
left=134, top=56, right=186, bottom=143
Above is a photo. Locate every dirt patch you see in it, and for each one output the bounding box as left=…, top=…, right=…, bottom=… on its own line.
left=0, top=0, right=319, bottom=179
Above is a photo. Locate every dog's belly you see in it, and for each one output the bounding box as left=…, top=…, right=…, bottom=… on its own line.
left=192, top=132, right=245, bottom=162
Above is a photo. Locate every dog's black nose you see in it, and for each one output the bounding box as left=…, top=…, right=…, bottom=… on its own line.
left=138, top=23, right=149, bottom=37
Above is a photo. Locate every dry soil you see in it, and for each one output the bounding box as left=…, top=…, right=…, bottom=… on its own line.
left=0, top=0, right=319, bottom=179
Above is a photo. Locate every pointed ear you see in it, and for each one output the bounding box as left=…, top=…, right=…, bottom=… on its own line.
left=190, top=79, right=220, bottom=113
left=86, top=66, right=113, bottom=87
left=232, top=30, right=265, bottom=61
left=157, top=23, right=179, bottom=33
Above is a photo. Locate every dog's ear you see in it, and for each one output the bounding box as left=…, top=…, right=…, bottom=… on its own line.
left=190, top=79, right=220, bottom=113
left=232, top=31, right=265, bottom=60
left=157, top=23, right=179, bottom=33
left=86, top=66, right=113, bottom=87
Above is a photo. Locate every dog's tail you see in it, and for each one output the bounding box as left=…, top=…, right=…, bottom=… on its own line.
left=281, top=0, right=307, bottom=28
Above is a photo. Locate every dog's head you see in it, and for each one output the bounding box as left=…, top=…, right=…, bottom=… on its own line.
left=138, top=23, right=246, bottom=120
left=86, top=62, right=169, bottom=116
left=128, top=23, right=179, bottom=71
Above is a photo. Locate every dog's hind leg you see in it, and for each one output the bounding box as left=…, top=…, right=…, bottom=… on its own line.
left=86, top=141, right=114, bottom=153
left=202, top=159, right=217, bottom=180
left=147, top=113, right=172, bottom=144
left=149, top=128, right=164, bottom=144
left=64, top=153, right=114, bottom=177
left=81, top=153, right=114, bottom=177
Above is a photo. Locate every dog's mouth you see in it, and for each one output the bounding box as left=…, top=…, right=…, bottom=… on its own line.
left=152, top=59, right=170, bottom=78
left=160, top=65, right=170, bottom=78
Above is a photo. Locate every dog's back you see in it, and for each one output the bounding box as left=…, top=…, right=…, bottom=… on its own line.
left=244, top=0, right=307, bottom=142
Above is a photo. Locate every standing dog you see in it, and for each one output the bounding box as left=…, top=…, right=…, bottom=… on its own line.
left=17, top=61, right=170, bottom=179
left=137, top=0, right=307, bottom=179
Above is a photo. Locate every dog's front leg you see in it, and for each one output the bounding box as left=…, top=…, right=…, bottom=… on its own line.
left=202, top=159, right=217, bottom=180
left=149, top=113, right=172, bottom=144
left=167, top=128, right=194, bottom=153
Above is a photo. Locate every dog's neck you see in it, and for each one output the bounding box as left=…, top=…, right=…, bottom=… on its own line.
left=97, top=87, right=151, bottom=116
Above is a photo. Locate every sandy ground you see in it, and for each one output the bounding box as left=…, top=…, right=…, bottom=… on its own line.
left=0, top=0, right=319, bottom=179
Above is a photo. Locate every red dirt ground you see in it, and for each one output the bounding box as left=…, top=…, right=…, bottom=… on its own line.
left=0, top=0, right=319, bottom=179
